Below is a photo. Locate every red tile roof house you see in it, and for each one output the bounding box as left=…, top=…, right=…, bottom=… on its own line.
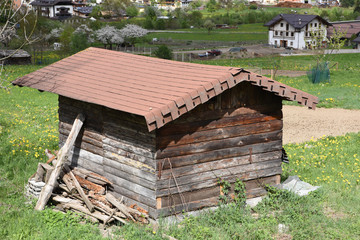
left=12, top=47, right=318, bottom=219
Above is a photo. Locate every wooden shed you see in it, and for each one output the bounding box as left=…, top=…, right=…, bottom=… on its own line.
left=13, top=47, right=318, bottom=219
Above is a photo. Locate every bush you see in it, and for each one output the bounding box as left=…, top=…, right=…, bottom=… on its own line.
left=154, top=45, right=172, bottom=60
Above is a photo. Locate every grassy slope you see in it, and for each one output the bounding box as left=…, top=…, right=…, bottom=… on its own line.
left=0, top=56, right=359, bottom=239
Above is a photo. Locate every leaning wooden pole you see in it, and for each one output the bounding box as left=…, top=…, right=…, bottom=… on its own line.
left=35, top=113, right=85, bottom=211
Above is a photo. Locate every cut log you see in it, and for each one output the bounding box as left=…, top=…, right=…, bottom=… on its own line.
left=73, top=167, right=112, bottom=186
left=35, top=113, right=85, bottom=211
left=74, top=175, right=105, bottom=195
left=62, top=174, right=77, bottom=194
left=34, top=163, right=46, bottom=182
left=106, top=193, right=135, bottom=221
left=52, top=195, right=83, bottom=205
left=42, top=164, right=54, bottom=183
left=68, top=170, right=95, bottom=213
left=63, top=202, right=108, bottom=222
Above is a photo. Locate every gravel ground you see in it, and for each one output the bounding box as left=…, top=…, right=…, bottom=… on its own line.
left=283, top=105, right=360, bottom=144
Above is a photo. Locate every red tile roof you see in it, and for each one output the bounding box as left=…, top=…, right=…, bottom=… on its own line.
left=12, top=47, right=318, bottom=131
left=327, top=22, right=360, bottom=39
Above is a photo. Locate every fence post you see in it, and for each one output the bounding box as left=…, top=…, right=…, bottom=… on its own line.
left=189, top=54, right=191, bottom=62
left=182, top=53, right=184, bottom=62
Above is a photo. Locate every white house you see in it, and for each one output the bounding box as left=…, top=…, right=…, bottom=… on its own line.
left=264, top=14, right=331, bottom=49
left=30, top=0, right=74, bottom=19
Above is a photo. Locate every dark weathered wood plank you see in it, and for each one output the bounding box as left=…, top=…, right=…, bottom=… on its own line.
left=158, top=140, right=282, bottom=169
left=156, top=166, right=282, bottom=197
left=159, top=175, right=278, bottom=208
left=105, top=174, right=156, bottom=206
left=157, top=159, right=281, bottom=190
left=108, top=182, right=157, bottom=209
left=103, top=137, right=155, bottom=160
left=104, top=149, right=155, bottom=174
left=158, top=150, right=281, bottom=180
left=157, top=120, right=282, bottom=148
left=59, top=127, right=103, bottom=148
left=103, top=159, right=156, bottom=187
left=157, top=110, right=282, bottom=137
left=156, top=129, right=282, bottom=159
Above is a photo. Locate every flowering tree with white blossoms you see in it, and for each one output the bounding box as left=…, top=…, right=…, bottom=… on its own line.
left=45, top=28, right=63, bottom=44
left=95, top=25, right=123, bottom=49
left=74, top=24, right=95, bottom=43
left=119, top=24, right=148, bottom=46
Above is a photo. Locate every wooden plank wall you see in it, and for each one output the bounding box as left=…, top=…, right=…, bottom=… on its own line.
left=59, top=96, right=104, bottom=174
left=58, top=96, right=158, bottom=218
left=101, top=107, right=158, bottom=217
left=155, top=82, right=283, bottom=217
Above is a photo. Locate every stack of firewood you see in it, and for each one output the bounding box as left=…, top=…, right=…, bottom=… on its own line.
left=30, top=160, right=149, bottom=225
left=27, top=114, right=149, bottom=225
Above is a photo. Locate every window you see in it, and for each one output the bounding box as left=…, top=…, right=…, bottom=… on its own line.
left=275, top=31, right=278, bottom=36
left=286, top=32, right=289, bottom=36
left=310, top=23, right=312, bottom=27
left=319, top=23, right=322, bottom=28
left=314, top=23, right=317, bottom=27
left=280, top=23, right=284, bottom=27
left=280, top=31, right=283, bottom=36
left=291, top=32, right=294, bottom=37
left=290, top=41, right=293, bottom=46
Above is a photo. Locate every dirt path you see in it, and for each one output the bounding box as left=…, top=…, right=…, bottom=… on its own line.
left=283, top=105, right=360, bottom=144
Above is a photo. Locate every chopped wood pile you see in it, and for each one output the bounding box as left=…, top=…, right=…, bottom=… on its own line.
left=27, top=114, right=149, bottom=225
left=29, top=156, right=150, bottom=225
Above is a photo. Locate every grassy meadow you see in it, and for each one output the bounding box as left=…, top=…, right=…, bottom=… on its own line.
left=0, top=53, right=360, bottom=239
left=148, top=31, right=267, bottom=42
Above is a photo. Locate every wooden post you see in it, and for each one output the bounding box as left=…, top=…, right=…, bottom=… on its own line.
left=35, top=113, right=85, bottom=211
left=182, top=53, right=184, bottom=62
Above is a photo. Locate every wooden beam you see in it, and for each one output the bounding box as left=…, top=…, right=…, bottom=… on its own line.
left=35, top=113, right=85, bottom=211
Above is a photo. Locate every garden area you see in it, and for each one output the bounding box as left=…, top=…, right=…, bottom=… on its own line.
left=0, top=50, right=360, bottom=239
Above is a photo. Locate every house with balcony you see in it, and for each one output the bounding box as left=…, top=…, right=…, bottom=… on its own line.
left=264, top=14, right=331, bottom=49
left=30, top=0, right=74, bottom=19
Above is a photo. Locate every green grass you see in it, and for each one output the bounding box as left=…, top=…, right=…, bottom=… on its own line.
left=171, top=23, right=267, bottom=33
left=1, top=63, right=360, bottom=239
left=195, top=53, right=360, bottom=71
left=148, top=31, right=267, bottom=42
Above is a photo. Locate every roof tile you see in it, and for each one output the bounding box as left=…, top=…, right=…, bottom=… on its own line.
left=12, top=47, right=318, bottom=131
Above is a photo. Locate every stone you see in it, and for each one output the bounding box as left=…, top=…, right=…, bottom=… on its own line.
left=276, top=175, right=320, bottom=196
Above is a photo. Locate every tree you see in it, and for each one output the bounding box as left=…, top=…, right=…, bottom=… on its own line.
left=126, top=5, right=139, bottom=18
left=71, top=24, right=94, bottom=53
left=354, top=0, right=360, bottom=14
left=189, top=11, right=203, bottom=27
left=102, top=0, right=131, bottom=17
left=89, top=5, right=102, bottom=19
left=307, top=27, right=347, bottom=83
left=341, top=0, right=355, bottom=8
left=203, top=19, right=215, bottom=34
left=59, top=24, right=74, bottom=55
left=95, top=25, right=123, bottom=49
left=119, top=24, right=148, bottom=46
left=206, top=0, right=217, bottom=13
left=154, top=45, right=172, bottom=59
left=219, top=0, right=233, bottom=14
left=0, top=1, right=37, bottom=52
left=1, top=0, right=37, bottom=90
